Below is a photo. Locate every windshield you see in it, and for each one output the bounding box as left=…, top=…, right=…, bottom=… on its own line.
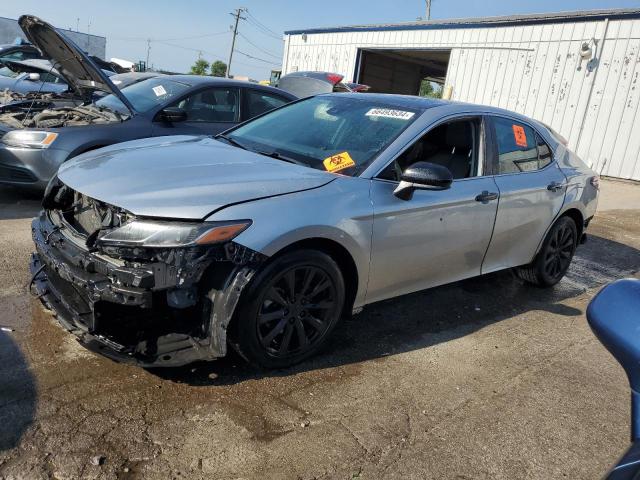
left=0, top=65, right=19, bottom=78
left=95, top=77, right=190, bottom=114
left=226, top=96, right=421, bottom=176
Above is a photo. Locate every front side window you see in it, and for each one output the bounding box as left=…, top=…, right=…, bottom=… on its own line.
left=226, top=96, right=422, bottom=176
left=171, top=87, right=239, bottom=123
left=39, top=71, right=62, bottom=84
left=493, top=117, right=553, bottom=174
left=378, top=118, right=481, bottom=181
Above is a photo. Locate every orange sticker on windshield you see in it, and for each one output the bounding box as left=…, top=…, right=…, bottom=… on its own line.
left=323, top=151, right=355, bottom=173
left=513, top=124, right=527, bottom=147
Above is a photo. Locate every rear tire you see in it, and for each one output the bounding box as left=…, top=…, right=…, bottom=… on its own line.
left=516, top=216, right=578, bottom=287
left=232, top=249, right=345, bottom=369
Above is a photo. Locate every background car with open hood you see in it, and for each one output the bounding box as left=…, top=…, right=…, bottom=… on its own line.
left=0, top=15, right=297, bottom=191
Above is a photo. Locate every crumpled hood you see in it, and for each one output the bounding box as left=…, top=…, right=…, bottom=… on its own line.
left=58, top=136, right=335, bottom=219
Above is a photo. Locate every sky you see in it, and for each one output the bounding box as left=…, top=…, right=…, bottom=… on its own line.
left=1, top=0, right=639, bottom=80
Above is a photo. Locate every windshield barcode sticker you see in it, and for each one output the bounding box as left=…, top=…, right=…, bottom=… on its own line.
left=366, top=108, right=415, bottom=120
left=152, top=85, right=167, bottom=96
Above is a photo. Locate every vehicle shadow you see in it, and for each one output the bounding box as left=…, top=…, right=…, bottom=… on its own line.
left=0, top=331, right=37, bottom=452
left=153, top=233, right=640, bottom=387
left=0, top=187, right=41, bottom=221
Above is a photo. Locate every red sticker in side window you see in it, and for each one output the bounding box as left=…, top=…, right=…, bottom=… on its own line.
left=513, top=125, right=528, bottom=147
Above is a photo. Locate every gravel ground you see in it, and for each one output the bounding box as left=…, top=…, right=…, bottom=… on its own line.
left=0, top=179, right=639, bottom=480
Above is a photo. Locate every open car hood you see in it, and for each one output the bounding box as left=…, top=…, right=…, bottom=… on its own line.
left=57, top=136, right=335, bottom=220
left=18, top=15, right=134, bottom=113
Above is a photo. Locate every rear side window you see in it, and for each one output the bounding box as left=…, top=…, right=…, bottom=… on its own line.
left=537, top=133, right=553, bottom=169
left=493, top=117, right=553, bottom=174
left=245, top=90, right=288, bottom=119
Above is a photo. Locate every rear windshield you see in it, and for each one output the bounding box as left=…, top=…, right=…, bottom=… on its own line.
left=95, top=77, right=190, bottom=114
left=226, top=96, right=421, bottom=176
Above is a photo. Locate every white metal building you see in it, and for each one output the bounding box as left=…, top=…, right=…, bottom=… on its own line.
left=283, top=9, right=640, bottom=181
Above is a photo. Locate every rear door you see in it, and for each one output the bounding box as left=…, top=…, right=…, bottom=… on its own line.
left=152, top=86, right=240, bottom=136
left=481, top=115, right=567, bottom=273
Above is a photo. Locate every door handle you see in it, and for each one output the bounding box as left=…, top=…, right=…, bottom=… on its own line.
left=547, top=181, right=567, bottom=192
left=475, top=191, right=499, bottom=203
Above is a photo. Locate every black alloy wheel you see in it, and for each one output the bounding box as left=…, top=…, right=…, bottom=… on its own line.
left=542, top=221, right=576, bottom=281
left=516, top=216, right=578, bottom=287
left=257, top=265, right=337, bottom=358
left=232, top=250, right=345, bottom=368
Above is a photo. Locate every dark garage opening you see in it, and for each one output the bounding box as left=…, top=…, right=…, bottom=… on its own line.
left=356, top=49, right=451, bottom=96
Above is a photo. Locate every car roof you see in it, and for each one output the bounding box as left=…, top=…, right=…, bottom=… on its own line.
left=165, top=75, right=297, bottom=97
left=318, top=92, right=550, bottom=133
left=320, top=92, right=448, bottom=109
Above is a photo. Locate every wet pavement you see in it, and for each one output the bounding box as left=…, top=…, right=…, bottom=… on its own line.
left=0, top=180, right=639, bottom=479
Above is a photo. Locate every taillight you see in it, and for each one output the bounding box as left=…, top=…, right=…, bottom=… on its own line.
left=326, top=73, right=344, bottom=85
left=590, top=176, right=600, bottom=190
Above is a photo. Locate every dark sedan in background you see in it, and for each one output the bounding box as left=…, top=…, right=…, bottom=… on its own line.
left=0, top=16, right=296, bottom=190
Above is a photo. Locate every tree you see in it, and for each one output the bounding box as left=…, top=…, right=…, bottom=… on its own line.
left=419, top=79, right=443, bottom=99
left=190, top=58, right=209, bottom=76
left=210, top=60, right=227, bottom=77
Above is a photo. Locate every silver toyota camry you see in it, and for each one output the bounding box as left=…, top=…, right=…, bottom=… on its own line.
left=30, top=93, right=599, bottom=368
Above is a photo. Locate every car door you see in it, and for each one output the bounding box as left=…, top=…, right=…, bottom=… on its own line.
left=366, top=115, right=500, bottom=305
left=481, top=115, right=567, bottom=273
left=151, top=86, right=240, bottom=136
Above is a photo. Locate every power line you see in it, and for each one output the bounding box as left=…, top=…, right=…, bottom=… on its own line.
left=155, top=40, right=225, bottom=60
left=237, top=32, right=281, bottom=59
left=235, top=49, right=280, bottom=65
left=111, top=31, right=229, bottom=42
left=244, top=10, right=281, bottom=40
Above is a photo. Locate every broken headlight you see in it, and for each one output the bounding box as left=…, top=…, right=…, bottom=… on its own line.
left=97, top=220, right=251, bottom=248
left=2, top=130, right=58, bottom=149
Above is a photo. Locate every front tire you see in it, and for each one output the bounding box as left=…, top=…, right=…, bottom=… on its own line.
left=232, top=249, right=345, bottom=369
left=517, top=216, right=578, bottom=287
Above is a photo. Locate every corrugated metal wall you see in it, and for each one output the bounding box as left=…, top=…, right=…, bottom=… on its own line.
left=283, top=17, right=640, bottom=181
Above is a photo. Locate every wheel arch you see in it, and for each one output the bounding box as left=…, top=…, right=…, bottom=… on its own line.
left=533, top=204, right=586, bottom=258
left=269, top=237, right=360, bottom=318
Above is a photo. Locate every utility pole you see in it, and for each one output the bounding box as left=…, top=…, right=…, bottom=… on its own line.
left=425, top=0, right=432, bottom=20
left=227, top=7, right=247, bottom=78
left=146, top=38, right=151, bottom=71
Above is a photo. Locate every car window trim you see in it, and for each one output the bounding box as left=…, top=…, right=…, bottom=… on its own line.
left=487, top=114, right=557, bottom=177
left=372, top=113, right=489, bottom=182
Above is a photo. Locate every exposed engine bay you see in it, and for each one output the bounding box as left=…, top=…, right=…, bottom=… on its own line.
left=0, top=94, right=125, bottom=129
left=30, top=179, right=265, bottom=367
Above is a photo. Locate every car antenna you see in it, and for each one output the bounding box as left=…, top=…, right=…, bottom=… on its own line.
left=21, top=56, right=73, bottom=127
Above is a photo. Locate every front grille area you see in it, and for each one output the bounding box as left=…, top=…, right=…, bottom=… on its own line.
left=0, top=164, right=37, bottom=183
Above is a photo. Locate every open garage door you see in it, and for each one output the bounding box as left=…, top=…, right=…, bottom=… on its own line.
left=356, top=49, right=451, bottom=95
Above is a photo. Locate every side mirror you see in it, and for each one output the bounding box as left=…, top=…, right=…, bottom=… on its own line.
left=161, top=107, right=187, bottom=123
left=587, top=279, right=640, bottom=440
left=393, top=161, right=453, bottom=200
left=27, top=72, right=40, bottom=81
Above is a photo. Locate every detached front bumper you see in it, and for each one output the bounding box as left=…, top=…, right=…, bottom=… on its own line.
left=30, top=211, right=260, bottom=367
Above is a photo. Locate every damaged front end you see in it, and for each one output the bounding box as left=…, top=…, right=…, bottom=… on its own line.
left=30, top=178, right=265, bottom=367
